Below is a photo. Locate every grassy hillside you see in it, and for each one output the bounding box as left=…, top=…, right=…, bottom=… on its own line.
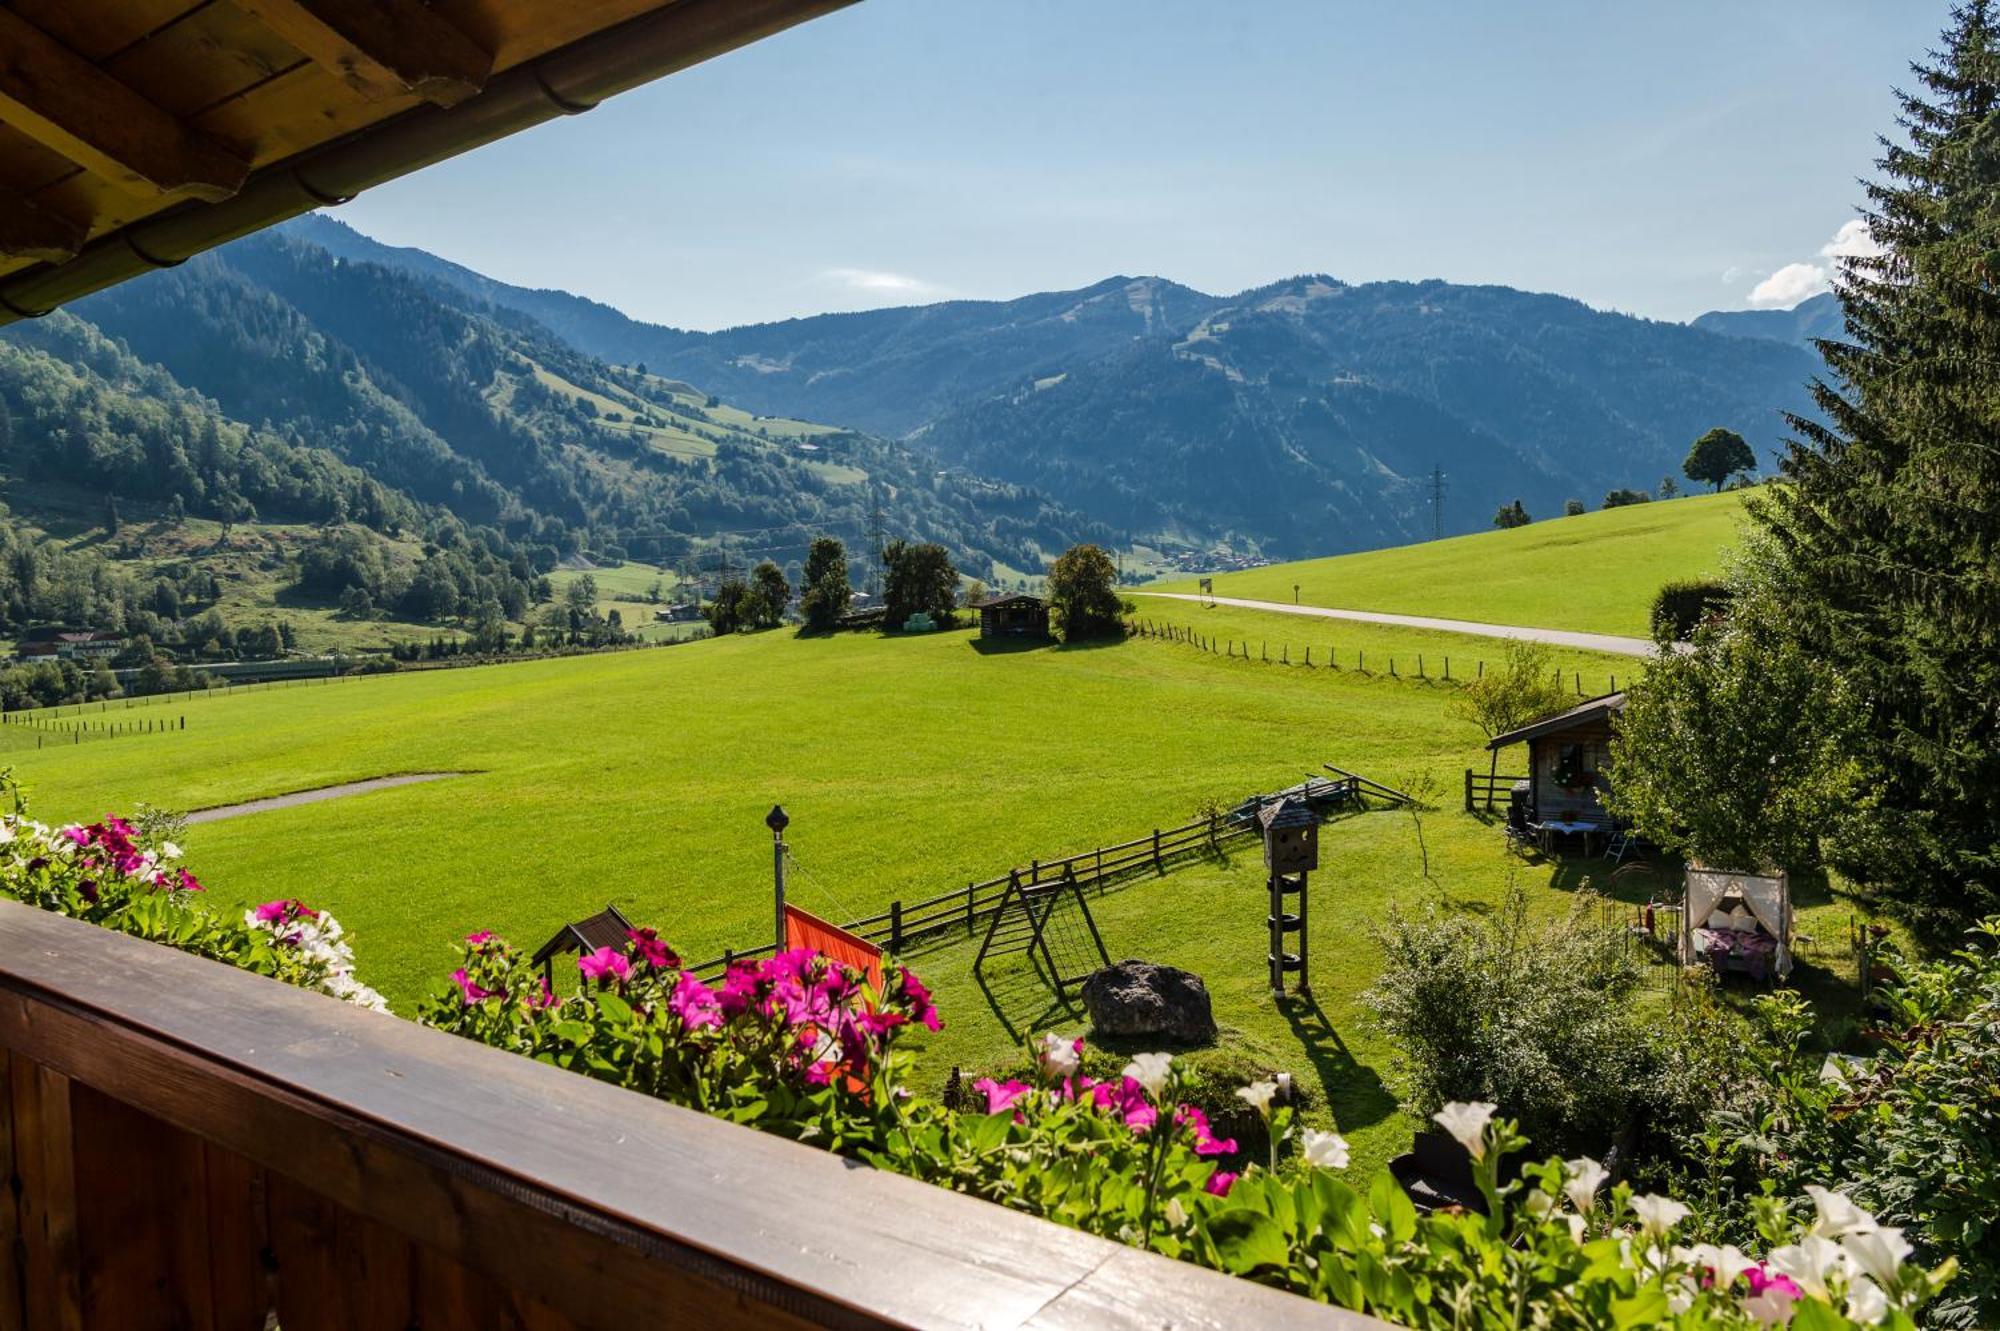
left=1151, top=492, right=1749, bottom=637
left=12, top=616, right=1865, bottom=1177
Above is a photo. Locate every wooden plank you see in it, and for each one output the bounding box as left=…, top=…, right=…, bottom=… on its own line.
left=68, top=1083, right=219, bottom=1330
left=0, top=10, right=251, bottom=201
left=0, top=187, right=84, bottom=262
left=269, top=1174, right=414, bottom=1331
left=9, top=1059, right=82, bottom=1331
left=0, top=1054, right=20, bottom=1331
left=229, top=0, right=494, bottom=106
left=199, top=1144, right=273, bottom=1331
left=102, top=3, right=308, bottom=121
left=0, top=902, right=1376, bottom=1330
left=3, top=0, right=205, bottom=63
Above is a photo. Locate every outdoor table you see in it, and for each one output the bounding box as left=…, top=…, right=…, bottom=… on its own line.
left=1538, top=819, right=1603, bottom=856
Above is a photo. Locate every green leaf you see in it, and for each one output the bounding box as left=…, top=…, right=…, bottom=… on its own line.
left=594, top=991, right=634, bottom=1024
left=1368, top=1170, right=1418, bottom=1242
left=1609, top=1287, right=1668, bottom=1329
left=1201, top=1207, right=1292, bottom=1275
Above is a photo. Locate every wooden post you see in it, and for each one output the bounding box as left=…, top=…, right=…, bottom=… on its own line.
left=1152, top=829, right=1162, bottom=871
left=965, top=882, right=975, bottom=934
left=1464, top=769, right=1474, bottom=813
left=889, top=901, right=903, bottom=954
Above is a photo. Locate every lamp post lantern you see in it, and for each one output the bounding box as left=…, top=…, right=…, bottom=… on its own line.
left=766, top=804, right=789, bottom=952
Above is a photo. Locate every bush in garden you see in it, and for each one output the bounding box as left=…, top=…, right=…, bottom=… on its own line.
left=1650, top=578, right=1731, bottom=642
left=1365, top=886, right=1667, bottom=1157
left=1707, top=921, right=2000, bottom=1328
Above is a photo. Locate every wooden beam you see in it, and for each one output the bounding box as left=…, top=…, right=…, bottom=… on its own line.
left=0, top=190, right=85, bottom=263
left=0, top=11, right=250, bottom=203
left=229, top=0, right=494, bottom=106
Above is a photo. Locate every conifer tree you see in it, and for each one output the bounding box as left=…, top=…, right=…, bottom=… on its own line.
left=1757, top=1, right=2000, bottom=933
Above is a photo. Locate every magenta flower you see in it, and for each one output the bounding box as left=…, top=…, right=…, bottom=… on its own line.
left=897, top=967, right=941, bottom=1031
left=526, top=976, right=558, bottom=1011
left=972, top=1077, right=1031, bottom=1115
left=1091, top=1076, right=1157, bottom=1131
left=466, top=929, right=494, bottom=946
left=1204, top=1170, right=1239, bottom=1197
left=626, top=927, right=680, bottom=970
left=577, top=947, right=631, bottom=984
left=171, top=868, right=204, bottom=893
left=1746, top=1268, right=1802, bottom=1299
left=255, top=898, right=312, bottom=923
left=59, top=825, right=90, bottom=847
left=670, top=973, right=724, bottom=1029
left=451, top=967, right=497, bottom=1005
left=1174, top=1104, right=1239, bottom=1157
left=855, top=1007, right=907, bottom=1037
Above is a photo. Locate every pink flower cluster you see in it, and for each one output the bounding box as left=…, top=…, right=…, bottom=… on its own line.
left=58, top=817, right=201, bottom=895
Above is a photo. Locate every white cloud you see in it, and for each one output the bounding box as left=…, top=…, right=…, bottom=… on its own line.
left=1819, top=218, right=1884, bottom=260
left=817, top=267, right=951, bottom=300
left=1720, top=265, right=1744, bottom=285
left=1748, top=262, right=1830, bottom=307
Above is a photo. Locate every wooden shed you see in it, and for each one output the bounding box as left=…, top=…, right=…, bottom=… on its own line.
left=532, top=903, right=636, bottom=981
left=1486, top=691, right=1626, bottom=824
left=973, top=592, right=1050, bottom=640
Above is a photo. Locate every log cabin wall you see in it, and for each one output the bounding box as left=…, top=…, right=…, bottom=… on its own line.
left=1528, top=719, right=1615, bottom=822
left=0, top=901, right=1383, bottom=1331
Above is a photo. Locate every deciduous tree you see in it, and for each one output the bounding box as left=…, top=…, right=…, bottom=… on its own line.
left=1683, top=427, right=1755, bottom=493
left=1044, top=543, right=1124, bottom=642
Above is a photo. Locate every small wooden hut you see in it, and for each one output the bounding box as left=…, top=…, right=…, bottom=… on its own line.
left=532, top=904, right=636, bottom=982
left=1485, top=691, right=1626, bottom=824
left=973, top=593, right=1050, bottom=640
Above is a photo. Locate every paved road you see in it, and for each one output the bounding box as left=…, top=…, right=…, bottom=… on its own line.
left=186, top=772, right=465, bottom=824
left=1132, top=592, right=1665, bottom=658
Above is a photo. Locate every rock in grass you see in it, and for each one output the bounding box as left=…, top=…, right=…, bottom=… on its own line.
left=1081, top=960, right=1217, bottom=1044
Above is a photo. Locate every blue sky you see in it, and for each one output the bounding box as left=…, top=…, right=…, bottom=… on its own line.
left=336, top=1, right=1939, bottom=331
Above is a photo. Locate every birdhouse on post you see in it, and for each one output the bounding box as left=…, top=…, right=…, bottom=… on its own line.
left=1258, top=796, right=1316, bottom=998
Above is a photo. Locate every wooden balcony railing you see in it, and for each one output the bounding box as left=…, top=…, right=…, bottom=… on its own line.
left=0, top=900, right=1388, bottom=1330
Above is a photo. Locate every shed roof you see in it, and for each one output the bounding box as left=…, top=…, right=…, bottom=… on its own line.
left=1487, top=691, right=1627, bottom=751
left=0, top=0, right=851, bottom=324
left=1257, top=795, right=1315, bottom=831
left=531, top=904, right=637, bottom=967
left=972, top=593, right=1045, bottom=610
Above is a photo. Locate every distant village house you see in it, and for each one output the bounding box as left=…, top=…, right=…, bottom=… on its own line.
left=15, top=629, right=125, bottom=663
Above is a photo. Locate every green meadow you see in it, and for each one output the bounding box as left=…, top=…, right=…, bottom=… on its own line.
left=9, top=595, right=1870, bottom=1176
left=1151, top=491, right=1750, bottom=637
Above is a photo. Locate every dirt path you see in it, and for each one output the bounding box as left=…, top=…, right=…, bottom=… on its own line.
left=1132, top=592, right=1666, bottom=658
left=185, top=773, right=467, bottom=825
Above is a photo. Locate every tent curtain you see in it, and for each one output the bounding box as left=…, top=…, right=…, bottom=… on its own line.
left=1681, top=864, right=1792, bottom=978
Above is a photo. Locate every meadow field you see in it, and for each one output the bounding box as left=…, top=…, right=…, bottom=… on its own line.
left=1150, top=491, right=1750, bottom=637
left=9, top=598, right=1870, bottom=1177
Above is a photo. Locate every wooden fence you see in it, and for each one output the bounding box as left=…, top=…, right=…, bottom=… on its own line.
left=0, top=899, right=1379, bottom=1331
left=688, top=776, right=1370, bottom=979
left=1127, top=618, right=1629, bottom=698
left=1463, top=769, right=1530, bottom=813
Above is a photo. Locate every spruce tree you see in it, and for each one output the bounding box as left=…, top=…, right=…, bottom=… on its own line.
left=1757, top=2, right=2000, bottom=934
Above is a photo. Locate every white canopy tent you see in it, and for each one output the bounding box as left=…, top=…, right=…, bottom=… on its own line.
left=1680, top=864, right=1792, bottom=980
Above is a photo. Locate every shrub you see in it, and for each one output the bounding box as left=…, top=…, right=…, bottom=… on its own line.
left=1650, top=578, right=1731, bottom=641
left=1448, top=639, right=1570, bottom=743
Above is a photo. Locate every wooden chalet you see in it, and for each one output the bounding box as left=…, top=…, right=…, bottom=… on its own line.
left=1486, top=691, right=1626, bottom=823
left=973, top=592, right=1049, bottom=640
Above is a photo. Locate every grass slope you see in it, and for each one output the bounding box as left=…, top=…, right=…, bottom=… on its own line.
left=11, top=619, right=1865, bottom=1176
left=1150, top=492, right=1749, bottom=637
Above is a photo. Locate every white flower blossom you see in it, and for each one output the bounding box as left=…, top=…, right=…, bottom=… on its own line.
left=1163, top=1197, right=1188, bottom=1228
left=1628, top=1194, right=1690, bottom=1240
left=1432, top=1101, right=1496, bottom=1159
left=1742, top=1284, right=1799, bottom=1326
left=1805, top=1184, right=1877, bottom=1239
left=1666, top=1274, right=1700, bottom=1315
left=1675, top=1242, right=1756, bottom=1289
left=159, top=841, right=181, bottom=860
left=1563, top=1156, right=1609, bottom=1213
left=1302, top=1129, right=1349, bottom=1170
left=1839, top=1227, right=1911, bottom=1286
left=1846, top=1276, right=1889, bottom=1325
left=1235, top=1079, right=1278, bottom=1117
left=1035, top=1032, right=1080, bottom=1080
left=1767, top=1235, right=1845, bottom=1301
left=1122, top=1052, right=1172, bottom=1099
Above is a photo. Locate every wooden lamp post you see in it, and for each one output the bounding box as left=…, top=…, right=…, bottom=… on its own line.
left=1259, top=796, right=1317, bottom=998
left=767, top=804, right=789, bottom=953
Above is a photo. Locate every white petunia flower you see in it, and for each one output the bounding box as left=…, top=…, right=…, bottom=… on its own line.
left=1564, top=1156, right=1609, bottom=1213
left=1839, top=1227, right=1912, bottom=1286
left=1433, top=1101, right=1497, bottom=1159
left=159, top=841, right=182, bottom=860
left=1767, top=1235, right=1845, bottom=1301
left=1236, top=1079, right=1279, bottom=1117
left=1742, top=1285, right=1799, bottom=1326
left=1163, top=1197, right=1188, bottom=1228
left=1675, top=1242, right=1756, bottom=1289
left=1035, top=1032, right=1081, bottom=1080
left=1302, top=1129, right=1349, bottom=1170
left=1846, top=1276, right=1889, bottom=1326
left=1805, top=1184, right=1877, bottom=1239
left=1628, top=1194, right=1690, bottom=1240
left=1122, top=1052, right=1173, bottom=1099
left=1666, top=1274, right=1699, bottom=1315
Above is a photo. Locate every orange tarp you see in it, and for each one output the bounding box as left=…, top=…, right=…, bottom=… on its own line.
left=784, top=905, right=884, bottom=991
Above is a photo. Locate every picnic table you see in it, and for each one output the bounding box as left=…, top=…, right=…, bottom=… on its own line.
left=1537, top=817, right=1604, bottom=857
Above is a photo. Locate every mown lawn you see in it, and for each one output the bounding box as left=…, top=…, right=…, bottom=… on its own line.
left=8, top=615, right=1868, bottom=1176
left=1149, top=491, right=1750, bottom=638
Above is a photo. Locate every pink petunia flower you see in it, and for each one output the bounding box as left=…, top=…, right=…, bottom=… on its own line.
left=972, top=1077, right=1031, bottom=1115
left=626, top=927, right=680, bottom=970
left=670, top=973, right=724, bottom=1029
left=466, top=929, right=494, bottom=946
left=1174, top=1104, right=1238, bottom=1157
left=525, top=975, right=558, bottom=1011
left=451, top=967, right=497, bottom=1005
left=577, top=947, right=631, bottom=985
left=1205, top=1170, right=1239, bottom=1197
left=897, top=967, right=942, bottom=1031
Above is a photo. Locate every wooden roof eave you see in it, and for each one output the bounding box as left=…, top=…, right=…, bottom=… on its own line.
left=0, top=0, right=856, bottom=325
left=1485, top=691, right=1628, bottom=751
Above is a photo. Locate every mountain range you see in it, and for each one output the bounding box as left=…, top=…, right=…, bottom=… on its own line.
left=289, top=214, right=1828, bottom=552
left=1690, top=291, right=1844, bottom=349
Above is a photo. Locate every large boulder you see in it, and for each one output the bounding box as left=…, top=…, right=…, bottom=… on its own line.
left=1080, top=960, right=1217, bottom=1044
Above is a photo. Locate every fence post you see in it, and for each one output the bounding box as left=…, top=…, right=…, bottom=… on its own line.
left=1464, top=768, right=1474, bottom=813
left=1153, top=828, right=1162, bottom=871
left=965, top=881, right=975, bottom=934
left=890, top=900, right=904, bottom=954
